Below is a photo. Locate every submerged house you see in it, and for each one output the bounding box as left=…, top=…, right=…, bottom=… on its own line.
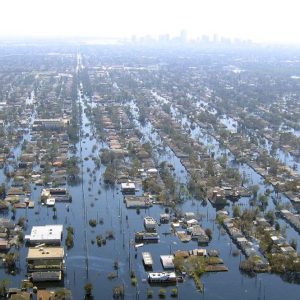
left=25, top=225, right=63, bottom=245
left=27, top=246, right=64, bottom=282
left=41, top=188, right=71, bottom=202
left=144, top=216, right=157, bottom=231
left=121, top=182, right=136, bottom=194
left=188, top=225, right=209, bottom=244
left=148, top=272, right=177, bottom=283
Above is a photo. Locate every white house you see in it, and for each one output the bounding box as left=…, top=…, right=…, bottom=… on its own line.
left=25, top=225, right=63, bottom=245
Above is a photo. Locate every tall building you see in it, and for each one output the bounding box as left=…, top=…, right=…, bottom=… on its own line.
left=180, top=30, right=187, bottom=43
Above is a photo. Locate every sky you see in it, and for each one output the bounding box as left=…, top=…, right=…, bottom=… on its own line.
left=1, top=0, right=300, bottom=44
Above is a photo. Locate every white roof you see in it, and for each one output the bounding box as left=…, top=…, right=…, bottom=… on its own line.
left=187, top=219, right=198, bottom=225
left=26, top=225, right=63, bottom=243
left=237, top=237, right=248, bottom=242
left=144, top=216, right=156, bottom=224
left=160, top=255, right=175, bottom=268
left=46, top=198, right=55, bottom=206
left=121, top=182, right=135, bottom=189
left=184, top=212, right=196, bottom=219
left=148, top=272, right=176, bottom=279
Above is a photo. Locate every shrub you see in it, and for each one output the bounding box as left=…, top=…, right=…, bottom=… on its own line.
left=147, top=289, right=153, bottom=298
left=89, top=219, right=97, bottom=227
left=159, top=288, right=166, bottom=298
left=171, top=288, right=178, bottom=297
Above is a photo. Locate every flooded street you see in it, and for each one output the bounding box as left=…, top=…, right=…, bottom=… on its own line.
left=0, top=45, right=300, bottom=300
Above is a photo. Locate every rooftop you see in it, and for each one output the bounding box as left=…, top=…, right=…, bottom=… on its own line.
left=27, top=247, right=64, bottom=260
left=160, top=255, right=175, bottom=269
left=121, top=182, right=135, bottom=189
left=25, top=225, right=63, bottom=243
left=36, top=290, right=55, bottom=300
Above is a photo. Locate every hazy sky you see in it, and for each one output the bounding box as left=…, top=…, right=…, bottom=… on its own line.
left=1, top=0, right=300, bottom=44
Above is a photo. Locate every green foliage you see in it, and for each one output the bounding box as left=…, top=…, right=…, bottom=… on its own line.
left=17, top=232, right=24, bottom=244
left=159, top=163, right=176, bottom=194
left=4, top=252, right=19, bottom=271
left=171, top=288, right=178, bottom=298
left=84, top=283, right=93, bottom=295
left=159, top=288, right=166, bottom=298
left=65, top=226, right=74, bottom=249
left=191, top=272, right=204, bottom=292
left=216, top=214, right=226, bottom=225
left=147, top=289, right=153, bottom=298
left=187, top=178, right=207, bottom=200
left=55, top=288, right=72, bottom=300
left=113, top=285, right=125, bottom=299
left=265, top=210, right=275, bottom=226
left=205, top=228, right=213, bottom=240
left=232, top=205, right=241, bottom=218
left=268, top=253, right=300, bottom=273
left=67, top=226, right=74, bottom=235
left=89, top=219, right=97, bottom=227
left=239, top=256, right=263, bottom=273
left=173, top=256, right=185, bottom=272
left=131, top=277, right=137, bottom=286
left=100, top=150, right=115, bottom=165
left=103, top=164, right=116, bottom=184
left=162, top=103, right=171, bottom=114
left=66, top=156, right=80, bottom=179
left=96, top=235, right=104, bottom=246
left=0, top=279, right=9, bottom=297
left=17, top=216, right=27, bottom=228
left=142, top=178, right=162, bottom=194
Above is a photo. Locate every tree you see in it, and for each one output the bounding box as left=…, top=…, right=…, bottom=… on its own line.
left=55, top=288, right=72, bottom=300
left=233, top=205, right=241, bottom=218
left=159, top=288, right=166, bottom=298
left=147, top=289, right=153, bottom=298
left=0, top=279, right=9, bottom=298
left=103, top=164, right=116, bottom=185
left=65, top=227, right=74, bottom=249
left=205, top=228, right=213, bottom=240
left=100, top=150, right=115, bottom=165
left=259, top=194, right=268, bottom=209
left=0, top=184, right=6, bottom=199
left=11, top=206, right=16, bottom=220
left=17, top=216, right=27, bottom=228
left=84, top=283, right=93, bottom=297
left=171, top=288, right=178, bottom=298
left=4, top=252, right=19, bottom=271
left=265, top=211, right=275, bottom=226
left=249, top=185, right=259, bottom=199
left=113, top=284, right=125, bottom=299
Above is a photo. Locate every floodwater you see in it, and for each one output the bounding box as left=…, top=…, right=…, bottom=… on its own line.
left=0, top=86, right=300, bottom=300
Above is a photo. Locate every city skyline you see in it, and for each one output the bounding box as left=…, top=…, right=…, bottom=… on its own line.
left=0, top=0, right=300, bottom=45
